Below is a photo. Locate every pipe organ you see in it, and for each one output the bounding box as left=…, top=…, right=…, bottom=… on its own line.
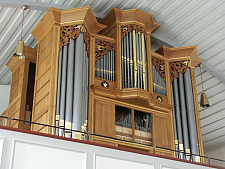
left=5, top=6, right=205, bottom=162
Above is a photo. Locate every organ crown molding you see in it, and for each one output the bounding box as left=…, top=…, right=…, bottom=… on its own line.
left=155, top=46, right=204, bottom=67
left=32, top=6, right=106, bottom=42
left=100, top=8, right=161, bottom=35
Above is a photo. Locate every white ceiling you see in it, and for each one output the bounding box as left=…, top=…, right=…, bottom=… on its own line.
left=0, top=0, right=225, bottom=153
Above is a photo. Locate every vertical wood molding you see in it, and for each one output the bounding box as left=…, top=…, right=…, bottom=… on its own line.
left=190, top=67, right=205, bottom=162
left=50, top=24, right=60, bottom=134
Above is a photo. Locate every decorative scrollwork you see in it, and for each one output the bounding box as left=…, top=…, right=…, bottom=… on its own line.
left=152, top=57, right=166, bottom=81
left=121, top=24, right=145, bottom=39
left=60, top=24, right=90, bottom=56
left=169, top=60, right=190, bottom=83
left=95, top=39, right=115, bottom=61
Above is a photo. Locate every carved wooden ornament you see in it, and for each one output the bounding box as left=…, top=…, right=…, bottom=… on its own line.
left=95, top=39, right=115, bottom=61
left=152, top=57, right=166, bottom=81
left=60, top=24, right=90, bottom=55
left=169, top=60, right=189, bottom=83
left=121, top=24, right=145, bottom=39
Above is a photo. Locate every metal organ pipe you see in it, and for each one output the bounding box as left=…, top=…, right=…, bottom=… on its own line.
left=129, top=32, right=134, bottom=88
left=122, top=30, right=148, bottom=90
left=55, top=50, right=63, bottom=135
left=65, top=39, right=75, bottom=137
left=73, top=33, right=84, bottom=136
left=178, top=72, right=190, bottom=159
left=173, top=78, right=184, bottom=159
left=126, top=34, right=130, bottom=88
left=184, top=68, right=199, bottom=160
left=95, top=49, right=115, bottom=81
left=59, top=45, right=68, bottom=136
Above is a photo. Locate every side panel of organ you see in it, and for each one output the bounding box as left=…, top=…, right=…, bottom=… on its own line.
left=4, top=6, right=205, bottom=162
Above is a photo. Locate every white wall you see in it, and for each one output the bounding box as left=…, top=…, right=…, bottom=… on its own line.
left=0, top=85, right=10, bottom=115
left=0, top=128, right=215, bottom=169
left=205, top=146, right=225, bottom=167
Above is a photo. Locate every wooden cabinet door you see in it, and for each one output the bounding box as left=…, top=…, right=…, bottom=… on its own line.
left=152, top=114, right=172, bottom=149
left=94, top=99, right=115, bottom=137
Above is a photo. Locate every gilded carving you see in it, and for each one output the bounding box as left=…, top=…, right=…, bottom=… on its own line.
left=60, top=24, right=90, bottom=55
left=152, top=57, right=166, bottom=81
left=169, top=60, right=189, bottom=83
left=95, top=39, right=115, bottom=61
left=121, top=24, right=145, bottom=39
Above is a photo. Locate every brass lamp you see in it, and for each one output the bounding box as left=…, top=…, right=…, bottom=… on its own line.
left=199, top=64, right=210, bottom=107
left=13, top=40, right=25, bottom=59
left=13, top=6, right=27, bottom=59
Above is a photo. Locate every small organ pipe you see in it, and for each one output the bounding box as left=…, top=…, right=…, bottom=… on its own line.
left=132, top=30, right=137, bottom=88
left=136, top=33, right=140, bottom=88
left=138, top=33, right=143, bottom=89
left=141, top=33, right=146, bottom=90
left=112, top=50, right=115, bottom=81
left=126, top=35, right=130, bottom=88
left=122, top=38, right=125, bottom=88
left=124, top=35, right=127, bottom=88
left=129, top=31, right=134, bottom=88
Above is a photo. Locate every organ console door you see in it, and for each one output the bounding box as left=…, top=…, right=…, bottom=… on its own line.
left=7, top=6, right=204, bottom=161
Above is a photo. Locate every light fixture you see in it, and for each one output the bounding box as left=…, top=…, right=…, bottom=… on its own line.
left=199, top=64, right=210, bottom=108
left=13, top=5, right=27, bottom=59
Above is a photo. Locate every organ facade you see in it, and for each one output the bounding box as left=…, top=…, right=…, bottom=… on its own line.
left=3, top=6, right=205, bottom=162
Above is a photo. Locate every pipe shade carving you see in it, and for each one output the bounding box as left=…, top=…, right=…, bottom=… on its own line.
left=60, top=24, right=90, bottom=55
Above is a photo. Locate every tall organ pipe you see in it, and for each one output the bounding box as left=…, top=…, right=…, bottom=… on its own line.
left=173, top=78, right=184, bottom=159
left=178, top=73, right=190, bottom=159
left=72, top=33, right=84, bottom=136
left=65, top=39, right=75, bottom=137
left=59, top=45, right=68, bottom=136
left=171, top=84, right=179, bottom=158
left=184, top=68, right=199, bottom=160
left=55, top=50, right=63, bottom=135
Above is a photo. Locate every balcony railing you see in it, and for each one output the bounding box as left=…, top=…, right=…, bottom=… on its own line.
left=0, top=115, right=224, bottom=167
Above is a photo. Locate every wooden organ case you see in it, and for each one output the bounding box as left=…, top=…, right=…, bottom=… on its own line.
left=5, top=6, right=205, bottom=162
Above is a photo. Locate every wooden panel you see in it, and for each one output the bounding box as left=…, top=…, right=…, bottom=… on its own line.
left=10, top=63, right=24, bottom=84
left=9, top=85, right=22, bottom=103
left=33, top=111, right=48, bottom=132
left=10, top=75, right=23, bottom=93
left=37, top=53, right=51, bottom=75
left=39, top=31, right=53, bottom=52
left=94, top=139, right=115, bottom=146
left=153, top=114, right=170, bottom=149
left=33, top=94, right=50, bottom=121
left=35, top=81, right=50, bottom=104
left=36, top=69, right=50, bottom=91
left=8, top=99, right=21, bottom=116
left=94, top=99, right=115, bottom=137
